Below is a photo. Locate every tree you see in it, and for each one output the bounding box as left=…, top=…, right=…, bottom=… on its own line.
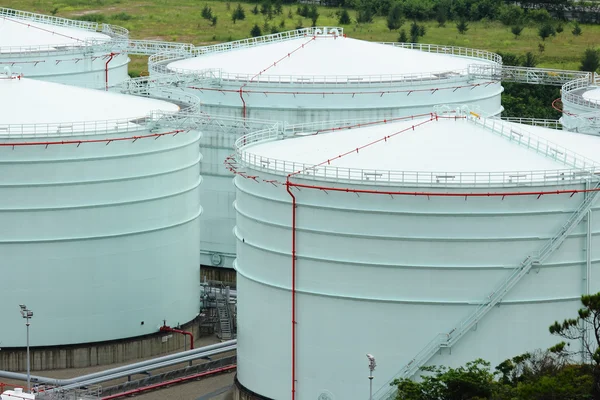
left=538, top=22, right=556, bottom=41
left=409, top=21, right=425, bottom=43
left=573, top=22, right=583, bottom=36
left=511, top=25, right=523, bottom=39
left=580, top=48, right=600, bottom=73
left=456, top=19, right=469, bottom=34
left=338, top=9, right=351, bottom=25
left=386, top=3, right=404, bottom=31
left=356, top=7, right=374, bottom=23
left=232, top=4, right=245, bottom=24
left=308, top=5, right=319, bottom=27
left=250, top=23, right=262, bottom=37
left=398, top=29, right=408, bottom=43
left=522, top=51, right=538, bottom=68
left=201, top=4, right=213, bottom=20
left=556, top=23, right=564, bottom=33
left=210, top=15, right=218, bottom=26
left=393, top=359, right=497, bottom=400
left=251, top=4, right=259, bottom=15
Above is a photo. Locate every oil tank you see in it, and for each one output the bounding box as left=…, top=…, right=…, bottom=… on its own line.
left=147, top=27, right=504, bottom=270
left=0, top=73, right=202, bottom=347
left=231, top=109, right=600, bottom=400
left=559, top=75, right=600, bottom=135
left=0, top=8, right=129, bottom=88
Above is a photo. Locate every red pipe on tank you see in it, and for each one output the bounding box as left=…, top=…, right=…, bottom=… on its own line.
left=285, top=178, right=297, bottom=400
left=239, top=87, right=247, bottom=118
left=159, top=325, right=194, bottom=350
left=105, top=52, right=117, bottom=91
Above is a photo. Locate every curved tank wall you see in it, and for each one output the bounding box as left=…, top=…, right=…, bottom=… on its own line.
left=0, top=8, right=129, bottom=88
left=232, top=116, right=600, bottom=400
left=0, top=79, right=202, bottom=347
left=560, top=77, right=600, bottom=135
left=148, top=28, right=504, bottom=269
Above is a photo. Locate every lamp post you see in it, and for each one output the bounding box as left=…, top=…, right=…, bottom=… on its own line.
left=19, top=305, right=33, bottom=393
left=367, top=354, right=376, bottom=400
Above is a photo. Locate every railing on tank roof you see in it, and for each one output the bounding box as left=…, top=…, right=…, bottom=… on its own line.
left=0, top=7, right=99, bottom=32
left=561, top=74, right=600, bottom=110
left=0, top=8, right=128, bottom=56
left=382, top=42, right=502, bottom=64
left=191, top=26, right=343, bottom=57
left=499, top=117, right=563, bottom=130
left=233, top=114, right=600, bottom=188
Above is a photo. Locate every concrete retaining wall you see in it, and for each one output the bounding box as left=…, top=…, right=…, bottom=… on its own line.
left=0, top=319, right=214, bottom=372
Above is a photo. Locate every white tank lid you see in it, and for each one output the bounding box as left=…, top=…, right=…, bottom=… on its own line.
left=245, top=116, right=575, bottom=173
left=0, top=77, right=180, bottom=133
left=167, top=36, right=495, bottom=79
left=582, top=87, right=600, bottom=103
left=1, top=388, right=36, bottom=400
left=0, top=17, right=110, bottom=52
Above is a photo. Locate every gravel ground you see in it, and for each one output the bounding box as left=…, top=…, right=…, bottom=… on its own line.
left=1, top=335, right=236, bottom=400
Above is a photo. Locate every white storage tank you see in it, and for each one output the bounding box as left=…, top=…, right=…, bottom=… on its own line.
left=232, top=109, right=600, bottom=400
left=148, top=28, right=504, bottom=270
left=559, top=75, right=600, bottom=135
left=0, top=8, right=129, bottom=88
left=0, top=73, right=202, bottom=347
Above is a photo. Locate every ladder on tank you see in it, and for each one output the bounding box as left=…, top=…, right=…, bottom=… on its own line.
left=373, top=179, right=600, bottom=400
left=216, top=292, right=234, bottom=340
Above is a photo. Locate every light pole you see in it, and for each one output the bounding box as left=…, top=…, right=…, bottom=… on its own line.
left=19, top=305, right=33, bottom=393
left=367, top=354, right=376, bottom=400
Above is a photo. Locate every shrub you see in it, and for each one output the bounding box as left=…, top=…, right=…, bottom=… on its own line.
left=580, top=48, right=600, bottom=72
left=573, top=22, right=582, bottom=36
left=232, top=4, right=245, bottom=24
left=456, top=19, right=469, bottom=34
left=398, top=29, right=408, bottom=43
left=201, top=5, right=213, bottom=20
left=250, top=23, right=262, bottom=37
left=386, top=3, right=404, bottom=31
left=511, top=25, right=523, bottom=39
left=338, top=9, right=351, bottom=25
left=538, top=23, right=556, bottom=41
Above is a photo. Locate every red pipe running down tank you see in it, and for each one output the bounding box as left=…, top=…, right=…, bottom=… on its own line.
left=285, top=179, right=297, bottom=400
left=105, top=52, right=117, bottom=91
left=159, top=325, right=194, bottom=349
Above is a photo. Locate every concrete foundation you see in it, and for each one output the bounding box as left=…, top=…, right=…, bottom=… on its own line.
left=0, top=319, right=214, bottom=372
left=232, top=375, right=271, bottom=400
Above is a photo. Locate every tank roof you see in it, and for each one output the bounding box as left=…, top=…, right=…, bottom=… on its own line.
left=167, top=36, right=495, bottom=79
left=582, top=87, right=600, bottom=103
left=0, top=16, right=109, bottom=52
left=0, top=77, right=179, bottom=134
left=247, top=117, right=567, bottom=173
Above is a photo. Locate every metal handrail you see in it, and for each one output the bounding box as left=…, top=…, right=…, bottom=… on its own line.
left=499, top=117, right=562, bottom=129
left=234, top=115, right=599, bottom=188
left=381, top=42, right=502, bottom=64
left=562, top=76, right=600, bottom=110
left=0, top=7, right=128, bottom=56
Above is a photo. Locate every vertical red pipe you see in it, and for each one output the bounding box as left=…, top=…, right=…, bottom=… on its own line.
left=239, top=87, right=247, bottom=118
left=286, top=179, right=297, bottom=400
left=105, top=52, right=116, bottom=91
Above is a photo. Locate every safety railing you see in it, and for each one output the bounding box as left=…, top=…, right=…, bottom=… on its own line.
left=234, top=116, right=598, bottom=188
left=191, top=26, right=343, bottom=58
left=0, top=7, right=98, bottom=32
left=382, top=42, right=502, bottom=64
left=502, top=66, right=591, bottom=86
left=562, top=75, right=600, bottom=110
left=471, top=116, right=599, bottom=170
left=127, top=39, right=194, bottom=56
left=499, top=117, right=562, bottom=130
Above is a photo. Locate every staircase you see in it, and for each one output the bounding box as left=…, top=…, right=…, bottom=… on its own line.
left=216, top=292, right=234, bottom=340
left=374, top=179, right=600, bottom=400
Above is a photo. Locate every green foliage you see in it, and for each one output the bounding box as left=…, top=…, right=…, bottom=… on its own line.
left=76, top=13, right=106, bottom=22
left=398, top=29, right=408, bottom=43
left=308, top=5, right=319, bottom=27
left=338, top=9, right=351, bottom=25
left=201, top=4, right=213, bottom=20
left=498, top=4, right=524, bottom=26
left=231, top=3, right=245, bottom=23
left=409, top=21, right=425, bottom=43
left=502, top=83, right=560, bottom=119
left=556, top=23, right=564, bottom=33
left=511, top=25, right=523, bottom=39
left=386, top=3, right=403, bottom=31
left=250, top=23, right=262, bottom=37
left=251, top=4, right=259, bottom=14
left=573, top=22, right=583, bottom=36
left=356, top=7, right=374, bottom=24
left=211, top=15, right=218, bottom=26
left=456, top=19, right=469, bottom=34
left=111, top=12, right=132, bottom=21
left=538, top=22, right=556, bottom=41
left=528, top=8, right=552, bottom=23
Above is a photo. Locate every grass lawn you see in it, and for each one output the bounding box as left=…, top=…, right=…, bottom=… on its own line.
left=4, top=0, right=600, bottom=75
